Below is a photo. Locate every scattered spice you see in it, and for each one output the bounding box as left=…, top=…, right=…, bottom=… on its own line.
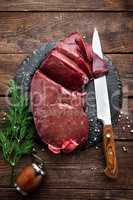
left=130, top=130, right=133, bottom=134
left=122, top=126, right=126, bottom=130
left=122, top=146, right=128, bottom=152
left=32, top=147, right=37, bottom=153
left=41, top=148, right=45, bottom=152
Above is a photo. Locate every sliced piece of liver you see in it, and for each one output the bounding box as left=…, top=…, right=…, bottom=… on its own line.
left=30, top=70, right=88, bottom=153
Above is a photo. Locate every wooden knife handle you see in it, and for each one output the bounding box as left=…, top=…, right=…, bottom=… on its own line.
left=103, top=125, right=118, bottom=179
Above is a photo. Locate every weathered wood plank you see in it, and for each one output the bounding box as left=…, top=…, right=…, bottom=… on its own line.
left=0, top=54, right=132, bottom=96
left=0, top=188, right=133, bottom=200
left=0, top=141, right=133, bottom=189
left=0, top=75, right=132, bottom=96
left=0, top=96, right=133, bottom=139
left=0, top=54, right=25, bottom=75
left=0, top=12, right=132, bottom=53
left=107, top=54, right=133, bottom=77
left=0, top=0, right=132, bottom=11
left=0, top=54, right=132, bottom=77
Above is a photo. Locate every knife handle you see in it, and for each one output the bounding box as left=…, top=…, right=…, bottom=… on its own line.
left=103, top=125, right=118, bottom=179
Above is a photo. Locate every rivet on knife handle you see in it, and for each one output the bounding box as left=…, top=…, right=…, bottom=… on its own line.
left=103, top=125, right=118, bottom=179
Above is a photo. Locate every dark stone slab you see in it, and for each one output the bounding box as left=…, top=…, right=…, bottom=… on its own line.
left=15, top=43, right=122, bottom=147
left=84, top=56, right=122, bottom=147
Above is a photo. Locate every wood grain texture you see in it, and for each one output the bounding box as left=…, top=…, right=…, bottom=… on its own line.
left=0, top=54, right=132, bottom=77
left=103, top=125, right=118, bottom=179
left=0, top=95, right=132, bottom=139
left=0, top=188, right=133, bottom=200
left=0, top=75, right=132, bottom=96
left=0, top=142, right=133, bottom=188
left=0, top=12, right=132, bottom=54
left=0, top=1, right=132, bottom=199
left=0, top=54, right=132, bottom=96
left=0, top=0, right=132, bottom=11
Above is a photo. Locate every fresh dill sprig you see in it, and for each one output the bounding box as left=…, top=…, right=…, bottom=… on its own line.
left=0, top=80, right=34, bottom=168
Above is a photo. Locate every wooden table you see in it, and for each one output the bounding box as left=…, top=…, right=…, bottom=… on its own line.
left=0, top=1, right=133, bottom=199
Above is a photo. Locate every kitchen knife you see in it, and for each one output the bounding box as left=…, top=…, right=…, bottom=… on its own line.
left=92, top=28, right=118, bottom=179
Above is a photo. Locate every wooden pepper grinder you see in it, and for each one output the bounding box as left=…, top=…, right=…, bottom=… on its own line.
left=14, top=154, right=45, bottom=196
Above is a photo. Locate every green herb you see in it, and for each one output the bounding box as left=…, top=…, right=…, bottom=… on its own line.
left=0, top=80, right=34, bottom=182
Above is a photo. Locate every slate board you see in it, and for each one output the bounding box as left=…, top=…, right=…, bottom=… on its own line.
left=15, top=42, right=122, bottom=147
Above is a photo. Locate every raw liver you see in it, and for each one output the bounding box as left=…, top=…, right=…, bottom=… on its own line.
left=40, top=49, right=88, bottom=91
left=30, top=70, right=88, bottom=153
left=30, top=32, right=109, bottom=154
left=40, top=32, right=108, bottom=88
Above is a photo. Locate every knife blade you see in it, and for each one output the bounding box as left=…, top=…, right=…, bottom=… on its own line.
left=92, top=28, right=118, bottom=179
